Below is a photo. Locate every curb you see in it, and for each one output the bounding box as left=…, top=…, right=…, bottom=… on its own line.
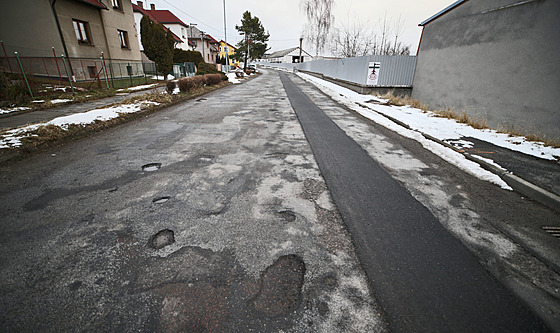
left=355, top=102, right=560, bottom=214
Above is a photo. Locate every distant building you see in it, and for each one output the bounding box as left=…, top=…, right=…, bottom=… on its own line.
left=263, top=47, right=312, bottom=64
left=219, top=41, right=238, bottom=66
left=412, top=0, right=560, bottom=139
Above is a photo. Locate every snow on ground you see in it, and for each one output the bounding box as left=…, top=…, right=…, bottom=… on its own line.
left=50, top=99, right=73, bottom=104
left=297, top=72, right=516, bottom=190
left=117, top=83, right=159, bottom=92
left=0, top=101, right=159, bottom=149
left=0, top=106, right=31, bottom=115
left=226, top=73, right=241, bottom=84
left=298, top=72, right=559, bottom=161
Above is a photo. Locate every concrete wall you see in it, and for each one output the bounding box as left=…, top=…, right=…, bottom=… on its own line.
left=413, top=0, right=560, bottom=139
left=0, top=0, right=141, bottom=62
left=0, top=0, right=63, bottom=57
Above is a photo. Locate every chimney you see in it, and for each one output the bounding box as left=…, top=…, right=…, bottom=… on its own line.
left=137, top=1, right=143, bottom=9
left=150, top=3, right=155, bottom=10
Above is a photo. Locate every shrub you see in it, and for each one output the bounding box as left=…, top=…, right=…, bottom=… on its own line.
left=166, top=80, right=176, bottom=94
left=204, top=74, right=222, bottom=85
left=196, top=63, right=229, bottom=81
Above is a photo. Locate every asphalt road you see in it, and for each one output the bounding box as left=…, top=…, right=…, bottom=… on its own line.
left=0, top=70, right=386, bottom=332
left=280, top=72, right=549, bottom=332
left=1, top=69, right=559, bottom=332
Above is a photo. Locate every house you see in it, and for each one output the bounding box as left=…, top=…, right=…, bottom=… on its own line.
left=186, top=27, right=218, bottom=64
left=132, top=1, right=191, bottom=56
left=412, top=0, right=560, bottom=139
left=219, top=41, right=239, bottom=66
left=0, top=0, right=143, bottom=80
left=264, top=47, right=312, bottom=63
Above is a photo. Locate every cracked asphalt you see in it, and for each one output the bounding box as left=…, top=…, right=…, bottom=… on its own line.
left=1, top=69, right=559, bottom=332
left=0, top=70, right=385, bottom=332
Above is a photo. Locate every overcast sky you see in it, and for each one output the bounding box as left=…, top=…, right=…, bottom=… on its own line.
left=142, top=0, right=454, bottom=55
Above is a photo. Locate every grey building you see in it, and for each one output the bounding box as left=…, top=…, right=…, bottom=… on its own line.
left=412, top=0, right=560, bottom=139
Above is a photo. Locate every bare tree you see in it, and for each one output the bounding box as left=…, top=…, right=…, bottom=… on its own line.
left=330, top=13, right=410, bottom=57
left=301, top=0, right=335, bottom=56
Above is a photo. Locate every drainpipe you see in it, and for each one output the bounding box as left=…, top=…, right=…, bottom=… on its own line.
left=50, top=0, right=74, bottom=77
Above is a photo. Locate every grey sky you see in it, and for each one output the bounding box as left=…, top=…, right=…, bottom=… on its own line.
left=144, top=0, right=454, bottom=55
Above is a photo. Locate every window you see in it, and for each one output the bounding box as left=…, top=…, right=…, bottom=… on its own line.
left=87, top=66, right=97, bottom=78
left=118, top=30, right=129, bottom=49
left=181, top=27, right=185, bottom=39
left=73, top=19, right=92, bottom=45
left=111, top=0, right=122, bottom=10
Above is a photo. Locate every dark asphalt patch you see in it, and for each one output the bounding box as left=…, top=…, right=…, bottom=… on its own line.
left=148, top=229, right=175, bottom=249
left=250, top=255, right=306, bottom=316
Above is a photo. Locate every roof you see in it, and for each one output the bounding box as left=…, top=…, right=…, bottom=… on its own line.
left=74, top=0, right=108, bottom=10
left=145, top=10, right=189, bottom=27
left=419, top=0, right=468, bottom=26
left=132, top=4, right=183, bottom=43
left=206, top=35, right=219, bottom=44
left=219, top=40, right=236, bottom=50
left=267, top=47, right=311, bottom=59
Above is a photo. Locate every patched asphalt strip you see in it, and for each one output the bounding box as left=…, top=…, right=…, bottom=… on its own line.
left=279, top=72, right=548, bottom=333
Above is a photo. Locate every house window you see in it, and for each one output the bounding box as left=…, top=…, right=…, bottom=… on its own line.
left=181, top=27, right=185, bottom=39
left=73, top=19, right=92, bottom=45
left=111, top=0, right=122, bottom=10
left=118, top=30, right=129, bottom=48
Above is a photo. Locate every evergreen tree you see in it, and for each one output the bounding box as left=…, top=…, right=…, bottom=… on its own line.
left=235, top=11, right=270, bottom=69
left=140, top=15, right=173, bottom=78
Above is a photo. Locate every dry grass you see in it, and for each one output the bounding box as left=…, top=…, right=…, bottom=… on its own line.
left=378, top=90, right=560, bottom=147
left=498, top=123, right=560, bottom=148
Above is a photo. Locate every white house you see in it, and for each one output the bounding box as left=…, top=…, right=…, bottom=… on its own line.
left=264, top=47, right=313, bottom=63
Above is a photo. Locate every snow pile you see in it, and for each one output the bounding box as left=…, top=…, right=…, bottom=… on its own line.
left=297, top=72, right=515, bottom=190
left=0, top=101, right=159, bottom=149
left=0, top=106, right=31, bottom=115
left=227, top=73, right=241, bottom=84
left=117, top=83, right=159, bottom=92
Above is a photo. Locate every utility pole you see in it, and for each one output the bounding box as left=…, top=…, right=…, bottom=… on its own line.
left=201, top=30, right=206, bottom=62
left=243, top=32, right=248, bottom=70
left=223, top=0, right=230, bottom=68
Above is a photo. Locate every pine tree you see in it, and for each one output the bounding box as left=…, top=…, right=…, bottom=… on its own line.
left=235, top=11, right=270, bottom=69
left=140, top=15, right=173, bottom=78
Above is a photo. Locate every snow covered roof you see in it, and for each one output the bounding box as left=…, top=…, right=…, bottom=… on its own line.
left=419, top=0, right=469, bottom=26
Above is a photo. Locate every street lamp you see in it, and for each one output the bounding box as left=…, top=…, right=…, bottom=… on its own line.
left=223, top=0, right=230, bottom=68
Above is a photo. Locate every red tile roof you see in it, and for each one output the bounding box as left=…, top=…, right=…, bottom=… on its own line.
left=74, top=0, right=108, bottom=9
left=144, top=10, right=188, bottom=27
left=132, top=3, right=183, bottom=43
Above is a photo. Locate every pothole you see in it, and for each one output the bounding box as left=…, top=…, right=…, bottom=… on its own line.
left=152, top=196, right=171, bottom=204
left=195, top=154, right=215, bottom=163
left=148, top=229, right=175, bottom=249
left=142, top=163, right=162, bottom=172
left=276, top=209, right=297, bottom=222
left=196, top=98, right=207, bottom=102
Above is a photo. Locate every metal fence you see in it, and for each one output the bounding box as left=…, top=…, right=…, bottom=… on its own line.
left=1, top=53, right=198, bottom=96
left=257, top=55, right=417, bottom=87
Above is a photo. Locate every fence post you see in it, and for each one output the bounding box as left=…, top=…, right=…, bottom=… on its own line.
left=101, top=52, right=110, bottom=88
left=2, top=41, right=13, bottom=74
left=14, top=52, right=33, bottom=98
left=52, top=47, right=62, bottom=84
left=61, top=54, right=75, bottom=94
